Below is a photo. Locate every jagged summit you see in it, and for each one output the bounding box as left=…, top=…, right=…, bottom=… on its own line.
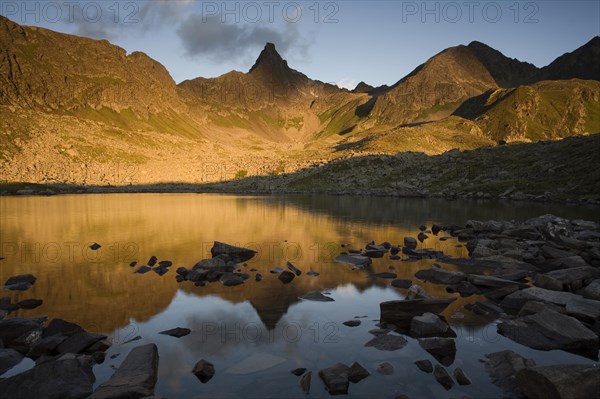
left=249, top=42, right=288, bottom=73
left=247, top=42, right=310, bottom=87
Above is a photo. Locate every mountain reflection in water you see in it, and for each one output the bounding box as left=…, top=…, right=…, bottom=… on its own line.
left=1, top=194, right=597, bottom=398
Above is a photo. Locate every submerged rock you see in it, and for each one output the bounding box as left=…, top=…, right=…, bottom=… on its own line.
left=335, top=254, right=371, bottom=268
left=376, top=362, right=394, bottom=375
left=379, top=297, right=456, bottom=325
left=364, top=334, right=407, bottom=351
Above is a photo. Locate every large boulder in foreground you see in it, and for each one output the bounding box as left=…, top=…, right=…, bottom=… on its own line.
left=516, top=364, right=600, bottom=399
left=89, top=343, right=159, bottom=399
left=210, top=241, right=257, bottom=262
left=497, top=308, right=599, bottom=359
left=0, top=354, right=95, bottom=399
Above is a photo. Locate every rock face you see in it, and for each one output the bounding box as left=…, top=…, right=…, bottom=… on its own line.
left=516, top=364, right=600, bottom=399
left=192, top=359, right=215, bottom=383
left=89, top=343, right=159, bottom=398
left=497, top=308, right=599, bottom=359
left=0, top=354, right=95, bottom=399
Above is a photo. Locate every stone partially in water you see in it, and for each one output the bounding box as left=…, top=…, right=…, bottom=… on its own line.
left=133, top=266, right=152, bottom=274
left=0, top=354, right=95, bottom=399
left=287, top=262, right=302, bottom=276
left=484, top=350, right=537, bottom=398
left=159, top=327, right=191, bottom=338
left=318, top=363, right=349, bottom=395
left=211, top=241, right=257, bottom=262
left=0, top=348, right=24, bottom=375
left=57, top=331, right=108, bottom=354
left=343, top=320, right=361, bottom=327
left=418, top=338, right=456, bottom=366
left=348, top=362, right=370, bottom=383
left=409, top=312, right=456, bottom=338
left=16, top=299, right=43, bottom=310
left=415, top=266, right=466, bottom=285
left=300, top=371, right=312, bottom=394
left=433, top=365, right=454, bottom=390
left=90, top=344, right=159, bottom=398
left=192, top=359, right=215, bottom=383
left=4, top=274, right=36, bottom=291
left=516, top=364, right=600, bottom=399
left=391, top=279, right=412, bottom=288
left=278, top=271, right=295, bottom=284
left=299, top=292, right=334, bottom=302
left=291, top=367, right=306, bottom=376
left=414, top=359, right=433, bottom=373
left=335, top=254, right=372, bottom=268
left=454, top=367, right=471, bottom=385
left=497, top=308, right=599, bottom=359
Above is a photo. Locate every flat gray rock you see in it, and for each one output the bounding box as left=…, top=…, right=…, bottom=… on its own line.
left=89, top=343, right=159, bottom=399
left=498, top=309, right=599, bottom=359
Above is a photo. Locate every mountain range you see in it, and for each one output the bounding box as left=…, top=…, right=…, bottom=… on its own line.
left=0, top=15, right=598, bottom=185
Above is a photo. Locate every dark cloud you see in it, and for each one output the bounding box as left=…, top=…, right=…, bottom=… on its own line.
left=176, top=14, right=312, bottom=64
left=65, top=0, right=192, bottom=40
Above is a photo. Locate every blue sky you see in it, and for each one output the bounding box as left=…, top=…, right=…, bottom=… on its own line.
left=2, top=1, right=599, bottom=88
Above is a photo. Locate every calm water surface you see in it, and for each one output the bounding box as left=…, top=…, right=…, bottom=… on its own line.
left=1, top=194, right=598, bottom=398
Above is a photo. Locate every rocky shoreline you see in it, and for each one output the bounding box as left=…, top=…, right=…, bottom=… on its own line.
left=1, top=215, right=599, bottom=398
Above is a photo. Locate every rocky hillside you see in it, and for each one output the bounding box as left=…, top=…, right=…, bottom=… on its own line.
left=0, top=15, right=599, bottom=187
